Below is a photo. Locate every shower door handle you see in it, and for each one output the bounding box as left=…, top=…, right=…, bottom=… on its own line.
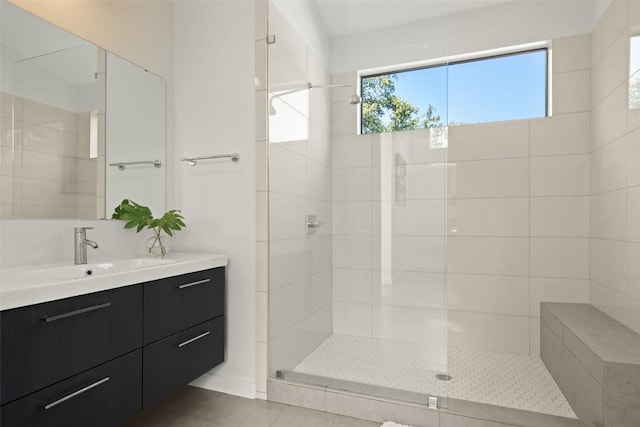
left=306, top=215, right=324, bottom=234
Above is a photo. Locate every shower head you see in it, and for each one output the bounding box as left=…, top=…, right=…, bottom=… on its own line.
left=310, top=83, right=361, bottom=106
left=269, top=82, right=361, bottom=115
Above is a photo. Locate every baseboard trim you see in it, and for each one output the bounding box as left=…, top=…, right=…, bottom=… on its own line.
left=190, top=372, right=256, bottom=399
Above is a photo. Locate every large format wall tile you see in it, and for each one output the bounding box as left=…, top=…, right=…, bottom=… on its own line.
left=333, top=268, right=372, bottom=304
left=590, top=0, right=628, bottom=65
left=447, top=273, right=529, bottom=316
left=333, top=201, right=372, bottom=235
left=591, top=84, right=629, bottom=150
left=447, top=119, right=529, bottom=161
left=372, top=305, right=446, bottom=344
left=448, top=197, right=529, bottom=237
left=531, top=196, right=589, bottom=237
left=333, top=301, right=372, bottom=336
left=591, top=137, right=628, bottom=194
left=553, top=70, right=591, bottom=114
left=448, top=236, right=529, bottom=276
left=590, top=238, right=628, bottom=293
left=552, top=34, right=591, bottom=74
left=448, top=310, right=530, bottom=354
left=590, top=189, right=627, bottom=240
left=531, top=154, right=590, bottom=196
left=447, top=158, right=529, bottom=199
left=332, top=134, right=372, bottom=169
left=591, top=31, right=629, bottom=107
left=530, top=112, right=590, bottom=157
left=391, top=236, right=446, bottom=273
left=371, top=271, right=445, bottom=309
left=530, top=278, right=589, bottom=317
left=531, top=237, right=589, bottom=279
left=332, top=167, right=371, bottom=201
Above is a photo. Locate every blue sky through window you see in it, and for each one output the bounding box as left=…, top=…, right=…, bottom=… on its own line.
left=363, top=49, right=547, bottom=131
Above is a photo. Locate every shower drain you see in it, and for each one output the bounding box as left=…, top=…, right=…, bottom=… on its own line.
left=435, top=374, right=452, bottom=381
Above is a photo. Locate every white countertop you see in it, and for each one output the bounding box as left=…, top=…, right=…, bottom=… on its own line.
left=0, top=252, right=228, bottom=311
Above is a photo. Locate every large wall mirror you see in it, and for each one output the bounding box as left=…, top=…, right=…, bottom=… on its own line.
left=0, top=1, right=166, bottom=220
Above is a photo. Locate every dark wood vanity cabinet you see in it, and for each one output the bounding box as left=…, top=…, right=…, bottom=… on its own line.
left=142, top=268, right=226, bottom=410
left=1, top=350, right=142, bottom=427
left=144, top=267, right=225, bottom=344
left=143, top=316, right=224, bottom=409
left=0, top=266, right=225, bottom=427
left=0, top=285, right=143, bottom=406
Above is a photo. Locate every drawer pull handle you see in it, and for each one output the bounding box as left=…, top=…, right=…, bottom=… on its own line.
left=43, top=377, right=110, bottom=410
left=177, top=278, right=211, bottom=289
left=43, top=302, right=112, bottom=323
left=177, top=331, right=210, bottom=348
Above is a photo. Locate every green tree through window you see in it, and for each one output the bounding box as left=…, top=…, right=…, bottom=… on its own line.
left=361, top=74, right=443, bottom=134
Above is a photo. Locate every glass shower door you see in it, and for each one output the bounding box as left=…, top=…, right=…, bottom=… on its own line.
left=266, top=0, right=450, bottom=408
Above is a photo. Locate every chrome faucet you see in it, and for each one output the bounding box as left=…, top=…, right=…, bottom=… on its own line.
left=74, top=227, right=99, bottom=265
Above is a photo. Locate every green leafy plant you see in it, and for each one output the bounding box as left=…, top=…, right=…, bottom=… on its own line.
left=112, top=199, right=186, bottom=255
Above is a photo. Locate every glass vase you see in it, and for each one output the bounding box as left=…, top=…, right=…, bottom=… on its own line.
left=145, top=229, right=172, bottom=257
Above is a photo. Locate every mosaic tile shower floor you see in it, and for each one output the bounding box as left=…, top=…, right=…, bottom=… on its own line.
left=292, top=334, right=577, bottom=419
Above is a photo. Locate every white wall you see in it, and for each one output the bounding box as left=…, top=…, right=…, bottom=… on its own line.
left=172, top=0, right=256, bottom=398
left=589, top=0, right=640, bottom=333
left=331, top=0, right=599, bottom=74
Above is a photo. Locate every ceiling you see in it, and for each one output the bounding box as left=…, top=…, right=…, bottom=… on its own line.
left=312, top=0, right=610, bottom=38
left=313, top=0, right=516, bottom=37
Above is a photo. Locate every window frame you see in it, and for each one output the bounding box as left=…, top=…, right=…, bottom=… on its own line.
left=359, top=45, right=550, bottom=134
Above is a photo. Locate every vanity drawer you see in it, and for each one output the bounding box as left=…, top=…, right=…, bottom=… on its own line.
left=144, top=267, right=224, bottom=344
left=143, top=316, right=224, bottom=410
left=0, top=285, right=143, bottom=405
left=1, top=349, right=142, bottom=427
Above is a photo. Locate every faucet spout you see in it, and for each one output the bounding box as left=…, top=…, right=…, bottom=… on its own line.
left=74, top=227, right=99, bottom=265
left=82, top=239, right=99, bottom=249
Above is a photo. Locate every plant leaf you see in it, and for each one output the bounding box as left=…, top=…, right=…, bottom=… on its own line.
left=111, top=199, right=186, bottom=236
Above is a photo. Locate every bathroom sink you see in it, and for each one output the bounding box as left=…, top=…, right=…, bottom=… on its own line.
left=0, top=252, right=227, bottom=311
left=1, top=258, right=179, bottom=293
left=22, top=258, right=177, bottom=282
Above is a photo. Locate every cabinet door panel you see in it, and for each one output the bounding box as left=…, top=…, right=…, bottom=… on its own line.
left=143, top=316, right=224, bottom=410
left=1, top=285, right=143, bottom=404
left=144, top=267, right=224, bottom=344
left=1, top=350, right=142, bottom=427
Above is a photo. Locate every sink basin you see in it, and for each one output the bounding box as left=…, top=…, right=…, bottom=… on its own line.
left=23, top=258, right=177, bottom=282
left=2, top=258, right=177, bottom=291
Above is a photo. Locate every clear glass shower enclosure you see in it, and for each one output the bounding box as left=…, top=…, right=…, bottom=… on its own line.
left=266, top=0, right=449, bottom=406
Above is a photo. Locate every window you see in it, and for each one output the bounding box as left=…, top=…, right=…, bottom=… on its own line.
left=360, top=48, right=548, bottom=134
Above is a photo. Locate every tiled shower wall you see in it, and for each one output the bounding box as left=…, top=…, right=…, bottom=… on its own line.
left=331, top=34, right=592, bottom=356
left=0, top=92, right=97, bottom=219
left=263, top=2, right=334, bottom=378
left=589, top=0, right=640, bottom=333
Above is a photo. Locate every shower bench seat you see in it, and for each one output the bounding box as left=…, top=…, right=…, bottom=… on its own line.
left=540, top=302, right=640, bottom=427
